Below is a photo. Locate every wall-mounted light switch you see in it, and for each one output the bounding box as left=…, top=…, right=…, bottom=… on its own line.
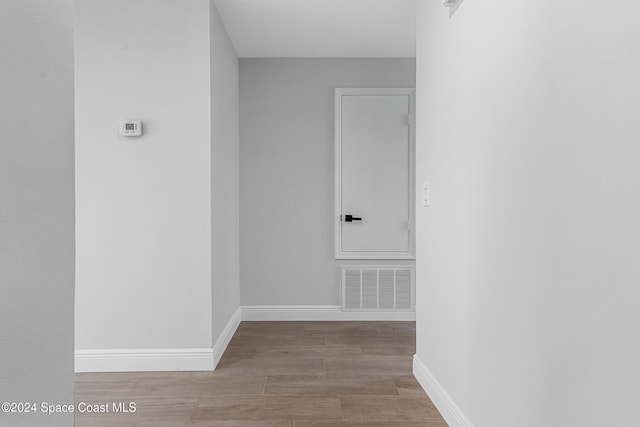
left=423, top=182, right=431, bottom=207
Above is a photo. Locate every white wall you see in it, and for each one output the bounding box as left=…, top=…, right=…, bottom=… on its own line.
left=239, top=59, right=415, bottom=306
left=75, top=0, right=213, bottom=351
left=0, top=0, right=75, bottom=425
left=415, top=1, right=640, bottom=426
left=210, top=2, right=241, bottom=343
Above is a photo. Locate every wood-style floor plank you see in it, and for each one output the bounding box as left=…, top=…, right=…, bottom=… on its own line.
left=190, top=395, right=343, bottom=421
left=75, top=321, right=447, bottom=426
left=264, top=374, right=400, bottom=396
left=324, top=355, right=413, bottom=376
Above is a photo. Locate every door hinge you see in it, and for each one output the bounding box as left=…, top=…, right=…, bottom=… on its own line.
left=407, top=114, right=412, bottom=126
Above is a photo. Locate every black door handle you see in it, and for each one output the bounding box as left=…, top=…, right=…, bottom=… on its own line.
left=344, top=214, right=362, bottom=222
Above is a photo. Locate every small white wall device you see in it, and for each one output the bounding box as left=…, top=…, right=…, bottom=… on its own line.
left=119, top=120, right=142, bottom=137
left=423, top=182, right=431, bottom=207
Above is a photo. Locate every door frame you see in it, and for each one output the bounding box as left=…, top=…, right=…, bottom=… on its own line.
left=334, top=87, right=416, bottom=260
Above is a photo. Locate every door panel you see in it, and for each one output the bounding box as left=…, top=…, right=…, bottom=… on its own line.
left=336, top=89, right=414, bottom=259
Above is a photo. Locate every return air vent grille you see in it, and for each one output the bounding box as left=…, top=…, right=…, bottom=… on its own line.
left=341, top=266, right=415, bottom=312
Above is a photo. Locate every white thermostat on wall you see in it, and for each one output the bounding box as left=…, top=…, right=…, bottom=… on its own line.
left=119, top=119, right=142, bottom=137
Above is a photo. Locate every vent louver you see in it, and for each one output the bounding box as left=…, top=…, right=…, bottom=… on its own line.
left=341, top=266, right=415, bottom=312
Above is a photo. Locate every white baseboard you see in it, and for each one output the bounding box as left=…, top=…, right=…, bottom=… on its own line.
left=413, top=355, right=475, bottom=427
left=75, top=348, right=214, bottom=373
left=240, top=305, right=415, bottom=321
left=212, top=307, right=241, bottom=369
left=75, top=305, right=412, bottom=372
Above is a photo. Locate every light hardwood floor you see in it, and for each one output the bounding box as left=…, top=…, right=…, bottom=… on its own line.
left=75, top=321, right=447, bottom=426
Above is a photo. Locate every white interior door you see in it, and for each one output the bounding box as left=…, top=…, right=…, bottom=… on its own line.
left=335, top=88, right=415, bottom=259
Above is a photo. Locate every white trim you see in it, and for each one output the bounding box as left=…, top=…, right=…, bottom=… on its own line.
left=334, top=87, right=416, bottom=260
left=75, top=348, right=214, bottom=373
left=335, top=252, right=416, bottom=260
left=75, top=305, right=414, bottom=372
left=413, top=355, right=475, bottom=427
left=212, top=307, right=241, bottom=369
left=241, top=305, right=415, bottom=321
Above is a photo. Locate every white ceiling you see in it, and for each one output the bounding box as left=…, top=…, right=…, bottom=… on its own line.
left=212, top=0, right=416, bottom=58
